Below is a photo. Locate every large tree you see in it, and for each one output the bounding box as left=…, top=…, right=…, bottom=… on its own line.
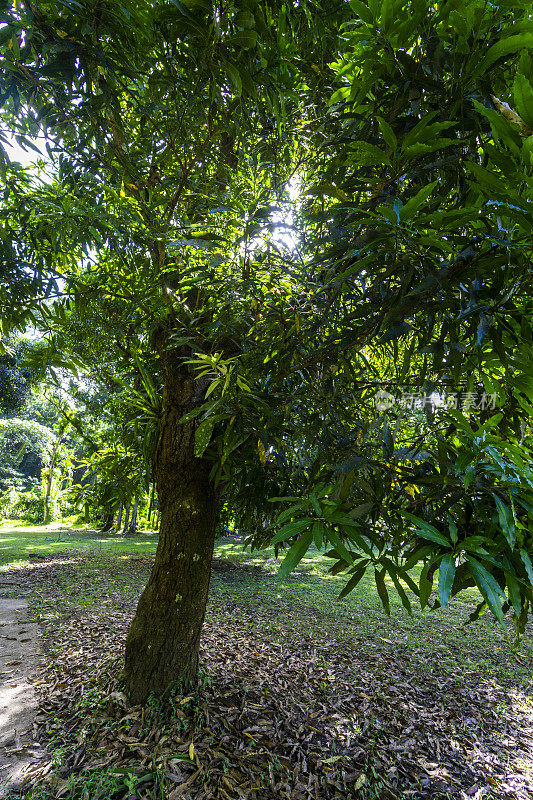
left=2, top=0, right=533, bottom=703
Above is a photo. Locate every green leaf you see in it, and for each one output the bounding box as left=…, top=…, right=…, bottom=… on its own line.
left=0, top=25, right=14, bottom=47
left=343, top=526, right=374, bottom=556
left=465, top=162, right=508, bottom=194
left=278, top=531, right=313, bottom=578
left=419, top=562, right=434, bottom=609
left=402, top=139, right=457, bottom=159
left=194, top=418, right=215, bottom=457
left=520, top=549, right=533, bottom=584
left=473, top=99, right=521, bottom=146
left=475, top=34, right=533, bottom=75
left=399, top=568, right=419, bottom=598
left=468, top=599, right=488, bottom=624
left=402, top=512, right=450, bottom=547
left=312, top=521, right=324, bottom=549
left=224, top=63, right=242, bottom=94
left=225, top=30, right=258, bottom=49
left=309, top=492, right=321, bottom=515
left=348, top=0, right=374, bottom=23
left=325, top=528, right=354, bottom=564
left=399, top=180, right=438, bottom=222
left=438, top=553, right=455, bottom=609
left=374, top=568, right=390, bottom=615
left=277, top=502, right=306, bottom=524
left=449, top=10, right=470, bottom=38
left=133, top=354, right=160, bottom=407
left=448, top=519, right=458, bottom=544
left=347, top=141, right=390, bottom=166
left=169, top=0, right=207, bottom=34
left=380, top=0, right=393, bottom=32
left=350, top=502, right=373, bottom=519
left=514, top=73, right=533, bottom=128
left=385, top=562, right=412, bottom=614
left=272, top=518, right=313, bottom=545
left=338, top=471, right=354, bottom=502
left=466, top=556, right=506, bottom=626
left=461, top=536, right=489, bottom=555
left=401, top=115, right=452, bottom=148
left=492, top=493, right=516, bottom=548
left=523, top=135, right=533, bottom=164
left=328, top=557, right=350, bottom=575
left=382, top=420, right=393, bottom=456
left=338, top=560, right=368, bottom=598
left=505, top=571, right=522, bottom=617
left=376, top=116, right=397, bottom=151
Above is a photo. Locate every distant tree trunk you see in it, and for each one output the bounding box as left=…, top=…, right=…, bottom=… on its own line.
left=127, top=497, right=139, bottom=534
left=84, top=472, right=96, bottom=523
left=101, top=508, right=115, bottom=532
left=122, top=504, right=130, bottom=533
left=116, top=503, right=123, bottom=532
left=147, top=482, right=155, bottom=528
left=43, top=427, right=64, bottom=524
left=124, top=332, right=216, bottom=704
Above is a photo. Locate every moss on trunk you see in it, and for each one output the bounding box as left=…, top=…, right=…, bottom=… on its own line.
left=123, top=333, right=216, bottom=704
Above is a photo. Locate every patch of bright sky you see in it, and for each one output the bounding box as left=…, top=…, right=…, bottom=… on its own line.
left=246, top=175, right=301, bottom=255
left=2, top=130, right=45, bottom=168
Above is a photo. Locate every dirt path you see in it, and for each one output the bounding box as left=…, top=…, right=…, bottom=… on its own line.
left=0, top=587, right=45, bottom=799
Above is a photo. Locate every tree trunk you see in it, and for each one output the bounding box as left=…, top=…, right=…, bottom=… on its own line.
left=147, top=482, right=155, bottom=528
left=100, top=508, right=115, bottom=532
left=127, top=497, right=139, bottom=535
left=116, top=503, right=123, bottom=532
left=122, top=504, right=131, bottom=534
left=124, top=337, right=216, bottom=704
left=43, top=427, right=64, bottom=524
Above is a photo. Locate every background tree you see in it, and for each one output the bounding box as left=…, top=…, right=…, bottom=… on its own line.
left=0, top=416, right=56, bottom=492
left=0, top=337, right=33, bottom=414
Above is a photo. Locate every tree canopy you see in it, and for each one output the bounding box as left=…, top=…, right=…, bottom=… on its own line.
left=2, top=0, right=533, bottom=700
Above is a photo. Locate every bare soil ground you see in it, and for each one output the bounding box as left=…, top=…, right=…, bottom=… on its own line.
left=0, top=591, right=45, bottom=799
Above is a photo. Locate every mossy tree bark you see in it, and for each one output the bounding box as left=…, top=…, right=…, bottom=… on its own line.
left=123, top=336, right=216, bottom=704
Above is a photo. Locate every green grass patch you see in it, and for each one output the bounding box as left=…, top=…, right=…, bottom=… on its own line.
left=0, top=523, right=159, bottom=568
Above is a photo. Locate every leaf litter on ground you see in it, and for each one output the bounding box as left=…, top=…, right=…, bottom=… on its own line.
left=1, top=547, right=532, bottom=800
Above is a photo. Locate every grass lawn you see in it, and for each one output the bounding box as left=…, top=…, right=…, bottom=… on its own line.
left=0, top=524, right=532, bottom=799
left=0, top=522, right=159, bottom=566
